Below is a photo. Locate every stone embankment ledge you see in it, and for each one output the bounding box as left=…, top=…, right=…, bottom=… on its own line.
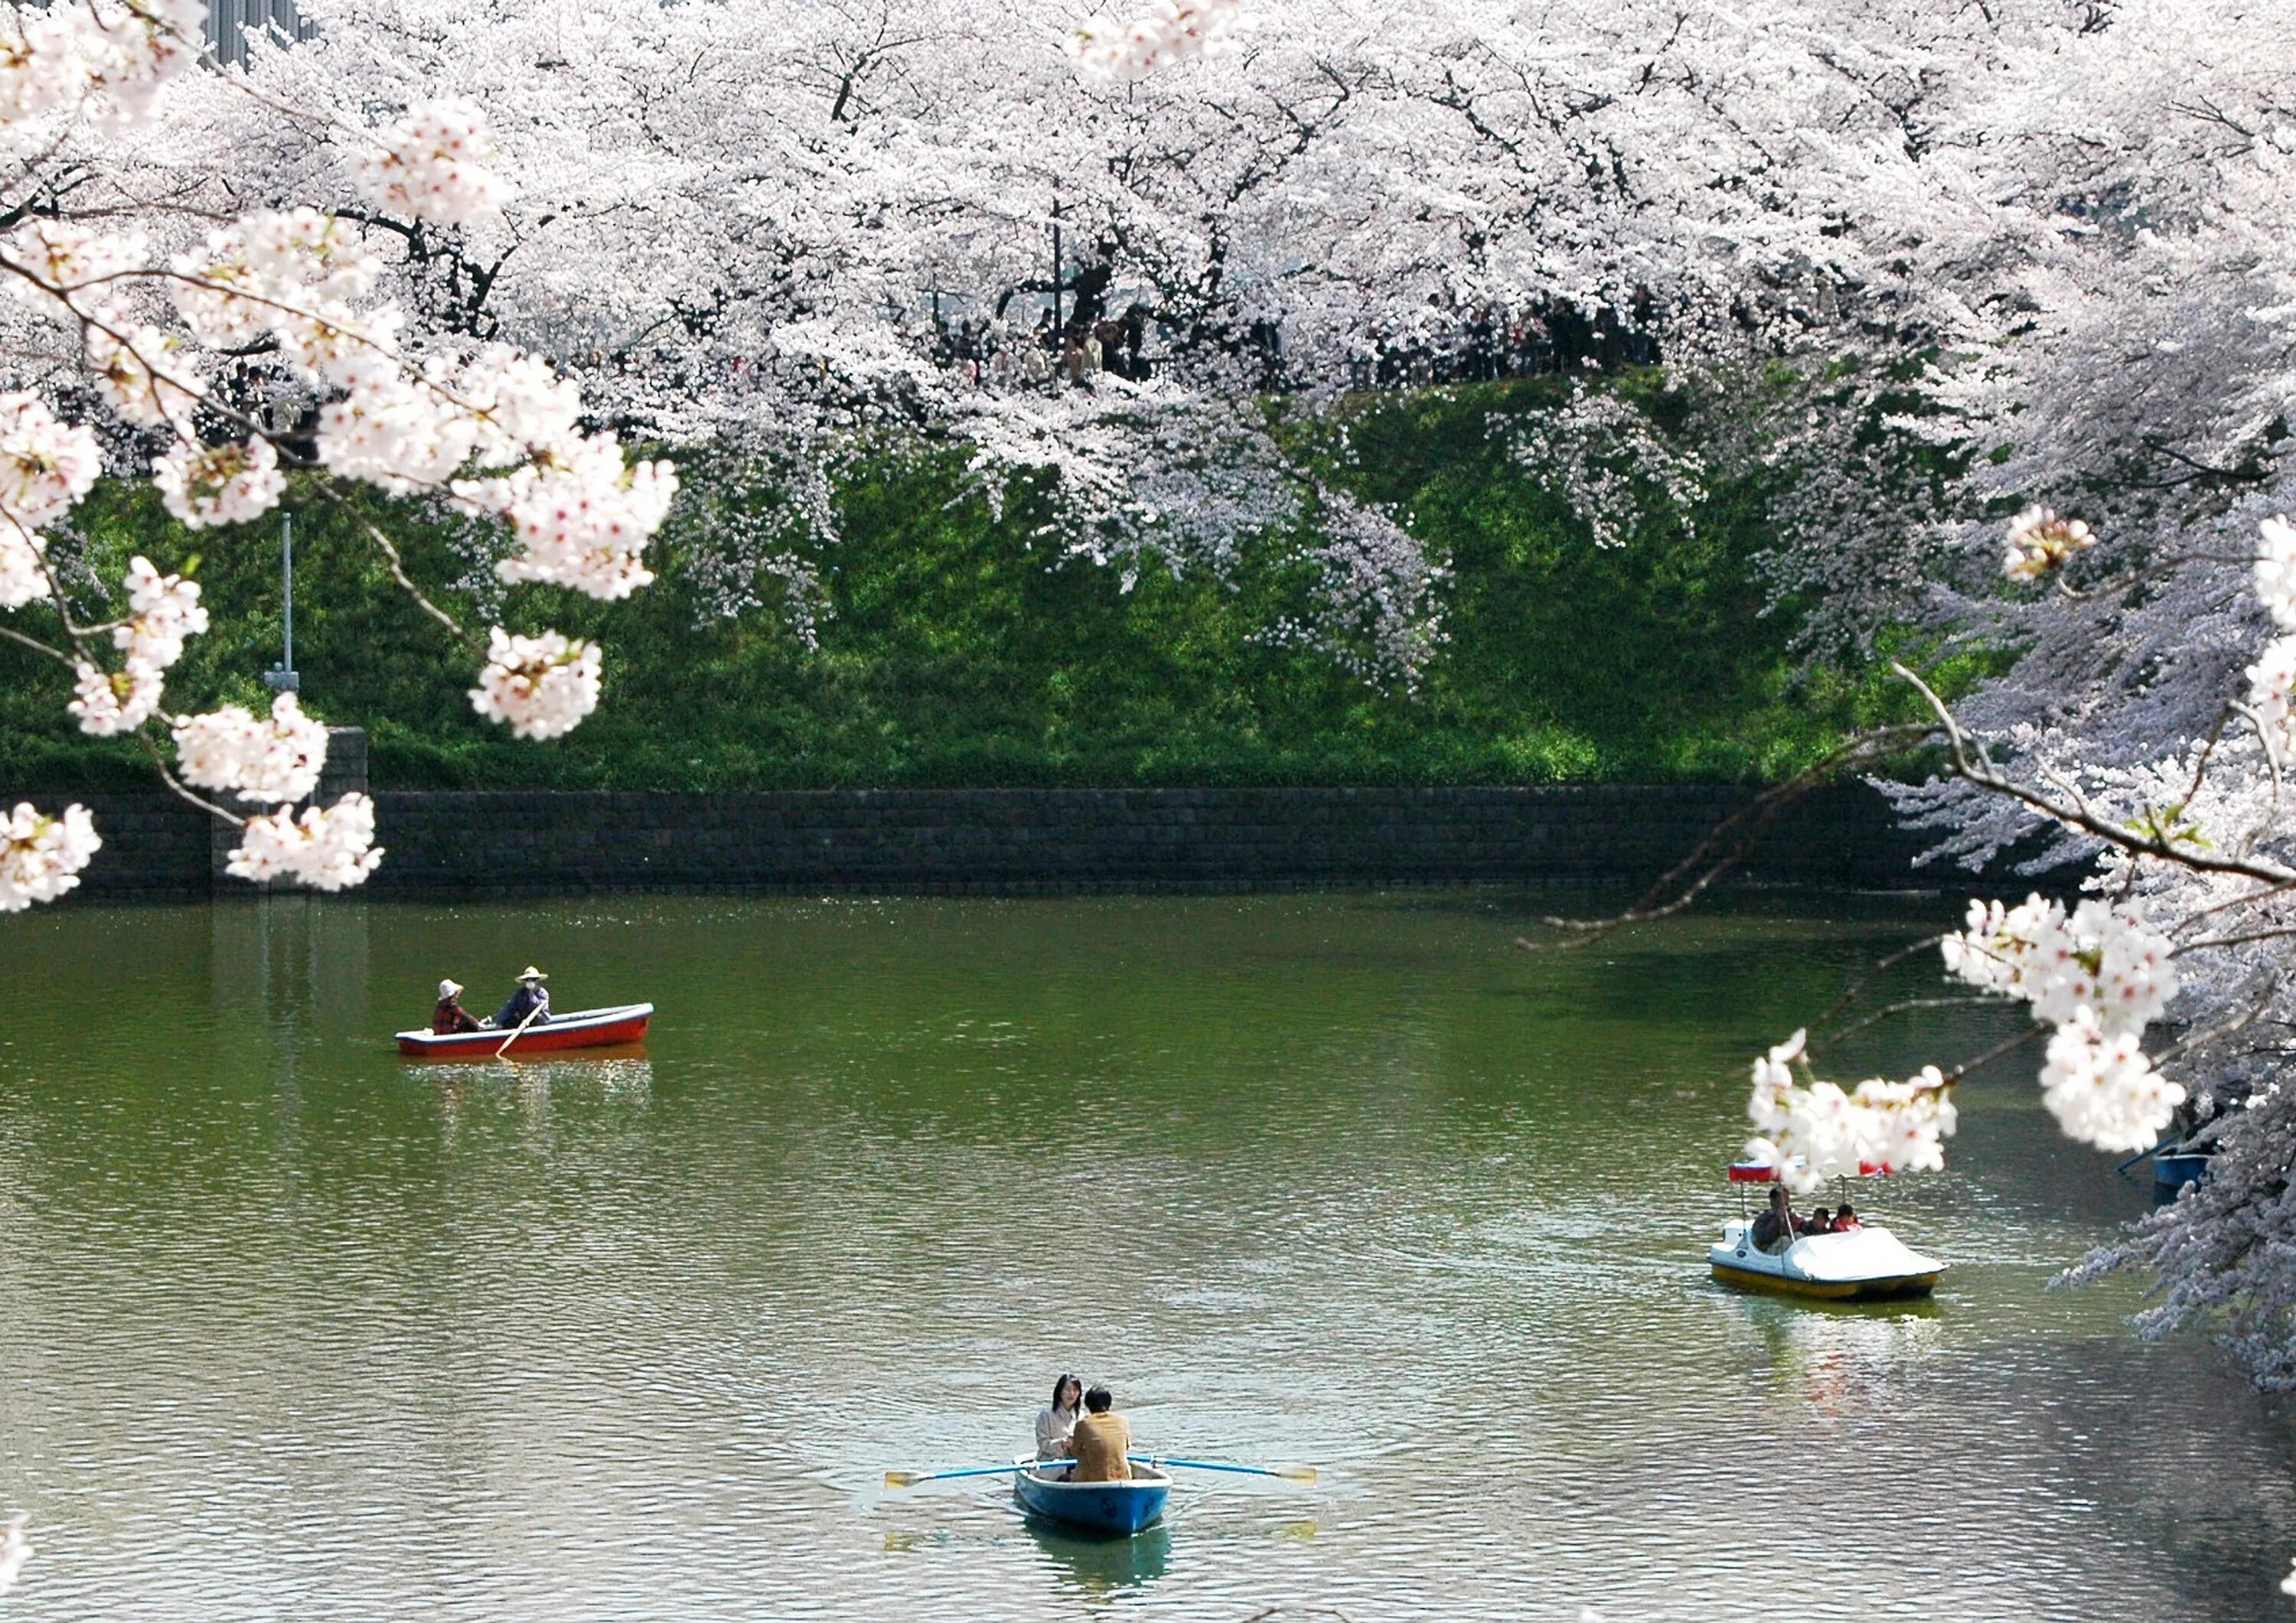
left=7, top=782, right=1968, bottom=901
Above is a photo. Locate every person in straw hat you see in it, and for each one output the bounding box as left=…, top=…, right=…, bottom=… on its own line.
left=493, top=966, right=552, bottom=1031
left=432, top=979, right=484, bottom=1035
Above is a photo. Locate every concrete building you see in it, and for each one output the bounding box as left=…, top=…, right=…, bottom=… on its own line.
left=204, top=0, right=316, bottom=67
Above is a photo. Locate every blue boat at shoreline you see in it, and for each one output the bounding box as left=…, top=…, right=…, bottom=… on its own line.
left=1012, top=1456, right=1172, bottom=1536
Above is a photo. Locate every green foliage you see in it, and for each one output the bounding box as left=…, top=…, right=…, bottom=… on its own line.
left=0, top=386, right=1928, bottom=791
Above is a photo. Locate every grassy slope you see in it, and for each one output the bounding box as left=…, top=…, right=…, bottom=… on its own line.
left=0, top=380, right=1925, bottom=792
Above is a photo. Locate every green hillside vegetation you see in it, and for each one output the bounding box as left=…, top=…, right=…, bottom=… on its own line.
left=0, top=380, right=1954, bottom=792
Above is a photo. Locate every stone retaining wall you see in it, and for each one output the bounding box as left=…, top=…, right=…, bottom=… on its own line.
left=7, top=781, right=1956, bottom=901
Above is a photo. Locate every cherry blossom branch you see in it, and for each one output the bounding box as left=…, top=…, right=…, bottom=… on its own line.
left=1821, top=996, right=2001, bottom=1046
left=311, top=477, right=466, bottom=637
left=1524, top=722, right=1941, bottom=950
left=0, top=621, right=76, bottom=668
left=1894, top=662, right=2296, bottom=885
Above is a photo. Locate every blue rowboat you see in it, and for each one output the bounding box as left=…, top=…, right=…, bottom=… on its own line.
left=1011, top=1455, right=1170, bottom=1537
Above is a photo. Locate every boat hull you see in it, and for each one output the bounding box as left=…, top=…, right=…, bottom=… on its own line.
left=395, top=1003, right=653, bottom=1058
left=1708, top=1222, right=1945, bottom=1302
left=1709, top=1260, right=1942, bottom=1301
left=1013, top=1458, right=1170, bottom=1537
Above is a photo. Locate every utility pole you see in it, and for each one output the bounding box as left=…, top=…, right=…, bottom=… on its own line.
left=1051, top=186, right=1063, bottom=334
left=262, top=511, right=298, bottom=694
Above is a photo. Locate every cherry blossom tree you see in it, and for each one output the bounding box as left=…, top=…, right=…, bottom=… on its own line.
left=0, top=0, right=677, bottom=907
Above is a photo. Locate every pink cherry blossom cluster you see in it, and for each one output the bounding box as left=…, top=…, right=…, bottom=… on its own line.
left=63, top=556, right=206, bottom=736
left=2001, top=505, right=2095, bottom=582
left=465, top=439, right=675, bottom=601
left=171, top=207, right=397, bottom=379
left=226, top=792, right=383, bottom=891
left=1942, top=895, right=2183, bottom=1150
left=355, top=98, right=512, bottom=227
left=2039, top=1009, right=2187, bottom=1154
left=66, top=657, right=162, bottom=735
left=0, top=393, right=101, bottom=608
left=1743, top=1030, right=1957, bottom=1193
left=84, top=322, right=203, bottom=431
left=312, top=344, right=672, bottom=600
left=468, top=626, right=602, bottom=739
left=1070, top=0, right=1245, bottom=83
left=154, top=438, right=286, bottom=530
left=0, top=0, right=201, bottom=125
left=2, top=220, right=149, bottom=318
left=0, top=802, right=101, bottom=913
left=172, top=693, right=328, bottom=804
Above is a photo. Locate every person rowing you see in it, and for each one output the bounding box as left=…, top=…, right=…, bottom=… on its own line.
left=1068, top=1385, right=1132, bottom=1483
left=494, top=966, right=551, bottom=1029
left=432, top=979, right=484, bottom=1035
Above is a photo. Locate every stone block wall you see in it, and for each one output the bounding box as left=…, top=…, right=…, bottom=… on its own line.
left=364, top=782, right=1938, bottom=896
left=4, top=781, right=1962, bottom=901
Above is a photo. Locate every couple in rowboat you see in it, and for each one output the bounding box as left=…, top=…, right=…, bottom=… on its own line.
left=1035, top=1374, right=1133, bottom=1482
left=431, top=967, right=551, bottom=1035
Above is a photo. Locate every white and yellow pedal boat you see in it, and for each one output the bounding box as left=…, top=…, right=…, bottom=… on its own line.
left=1708, top=1160, right=1945, bottom=1302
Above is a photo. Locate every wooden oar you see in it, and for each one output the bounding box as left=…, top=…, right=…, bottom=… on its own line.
left=885, top=1456, right=1317, bottom=1488
left=1133, top=1455, right=1316, bottom=1483
left=494, top=1001, right=545, bottom=1062
left=885, top=1460, right=1058, bottom=1489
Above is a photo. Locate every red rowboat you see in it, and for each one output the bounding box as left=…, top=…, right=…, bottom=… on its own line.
left=395, top=1002, right=653, bottom=1058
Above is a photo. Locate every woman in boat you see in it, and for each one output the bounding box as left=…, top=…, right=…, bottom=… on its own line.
left=494, top=966, right=551, bottom=1029
left=432, top=979, right=484, bottom=1035
left=1035, top=1373, right=1084, bottom=1460
left=1834, top=1201, right=1863, bottom=1231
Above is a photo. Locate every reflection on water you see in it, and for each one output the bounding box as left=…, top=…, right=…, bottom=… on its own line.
left=1026, top=1519, right=1172, bottom=1598
left=0, top=891, right=2292, bottom=1621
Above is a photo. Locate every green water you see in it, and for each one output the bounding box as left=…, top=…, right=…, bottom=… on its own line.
left=0, top=891, right=2289, bottom=1621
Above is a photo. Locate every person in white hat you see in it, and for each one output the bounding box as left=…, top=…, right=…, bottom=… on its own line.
left=492, top=966, right=552, bottom=1031
left=432, top=978, right=483, bottom=1035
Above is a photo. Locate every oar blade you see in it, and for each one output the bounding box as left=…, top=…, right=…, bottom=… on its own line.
left=884, top=1471, right=918, bottom=1488
left=1277, top=1465, right=1318, bottom=1483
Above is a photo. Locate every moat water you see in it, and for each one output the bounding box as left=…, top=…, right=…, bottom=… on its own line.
left=0, top=891, right=2289, bottom=1620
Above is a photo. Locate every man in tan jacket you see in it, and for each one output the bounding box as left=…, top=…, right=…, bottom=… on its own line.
left=1068, top=1386, right=1132, bottom=1482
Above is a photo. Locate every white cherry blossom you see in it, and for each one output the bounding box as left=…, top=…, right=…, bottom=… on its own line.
left=0, top=393, right=100, bottom=536
left=1743, top=1032, right=1955, bottom=1192
left=227, top=792, right=383, bottom=891
left=1071, top=0, right=1244, bottom=83
left=66, top=657, right=163, bottom=735
left=2039, top=1009, right=2185, bottom=1155
left=114, top=555, right=208, bottom=670
left=0, top=0, right=201, bottom=125
left=153, top=438, right=285, bottom=530
left=0, top=219, right=148, bottom=318
left=2247, top=634, right=2296, bottom=751
left=0, top=526, right=48, bottom=611
left=172, top=693, right=330, bottom=805
left=2002, top=506, right=2095, bottom=582
left=469, top=626, right=602, bottom=739
left=2255, top=515, right=2296, bottom=629
left=1942, top=895, right=2177, bottom=1038
left=356, top=98, right=512, bottom=225
left=468, top=439, right=675, bottom=601
left=83, top=323, right=203, bottom=431
left=170, top=209, right=392, bottom=378
left=0, top=803, right=100, bottom=912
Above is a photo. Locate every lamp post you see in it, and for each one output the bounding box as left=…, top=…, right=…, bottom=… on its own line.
left=261, top=511, right=298, bottom=694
